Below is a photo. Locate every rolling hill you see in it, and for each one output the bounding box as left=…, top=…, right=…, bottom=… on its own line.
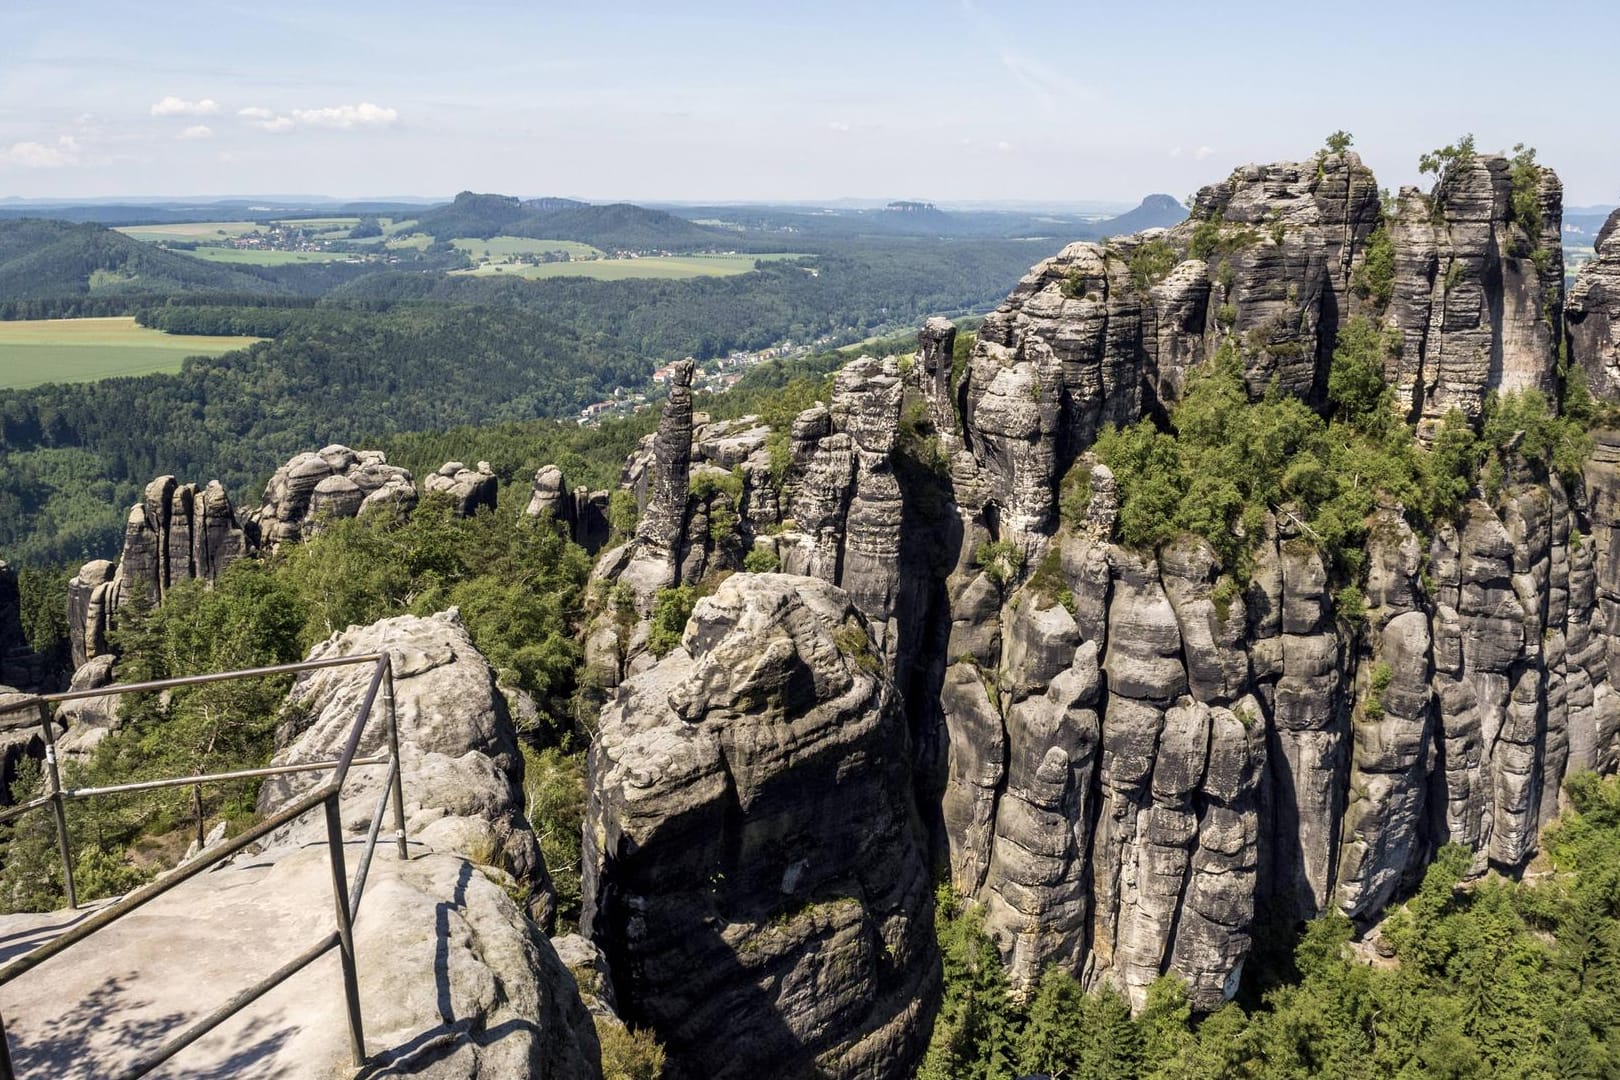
left=0, top=220, right=286, bottom=301
left=413, top=192, right=737, bottom=251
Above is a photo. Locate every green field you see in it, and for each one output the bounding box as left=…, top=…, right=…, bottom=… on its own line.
left=452, top=236, right=605, bottom=259
left=115, top=221, right=259, bottom=242
left=451, top=252, right=802, bottom=281
left=181, top=247, right=371, bottom=266
left=0, top=317, right=260, bottom=389
left=271, top=216, right=360, bottom=230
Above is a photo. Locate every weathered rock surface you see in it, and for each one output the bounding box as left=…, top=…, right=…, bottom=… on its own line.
left=112, top=475, right=248, bottom=611
left=427, top=461, right=499, bottom=516
left=527, top=465, right=611, bottom=553
left=1386, top=154, right=1563, bottom=433
left=0, top=849, right=601, bottom=1079
left=575, top=145, right=1620, bottom=1030
left=258, top=609, right=554, bottom=928
left=1569, top=209, right=1620, bottom=399
left=582, top=574, right=936, bottom=1079
left=249, top=445, right=416, bottom=548
left=67, top=559, right=117, bottom=671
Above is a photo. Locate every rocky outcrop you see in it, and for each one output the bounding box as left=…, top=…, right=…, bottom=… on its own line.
left=1386, top=154, right=1564, bottom=433
left=572, top=146, right=1617, bottom=1031
left=527, top=466, right=611, bottom=553
left=0, top=609, right=600, bottom=1079
left=258, top=609, right=555, bottom=928
left=1568, top=209, right=1620, bottom=399
left=427, top=461, right=499, bottom=516
left=67, top=559, right=116, bottom=671
left=582, top=574, right=936, bottom=1079
left=249, top=444, right=416, bottom=548
left=113, top=475, right=248, bottom=609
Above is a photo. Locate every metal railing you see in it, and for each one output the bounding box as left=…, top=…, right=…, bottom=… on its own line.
left=0, top=652, right=409, bottom=1079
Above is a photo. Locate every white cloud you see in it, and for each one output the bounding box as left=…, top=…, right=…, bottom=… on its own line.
left=826, top=120, right=850, bottom=133
left=0, top=135, right=79, bottom=168
left=178, top=125, right=213, bottom=140
left=996, top=140, right=1012, bottom=153
left=290, top=102, right=397, bottom=129
left=238, top=107, right=293, bottom=132
left=1169, top=146, right=1183, bottom=158
left=151, top=96, right=220, bottom=117
left=1194, top=145, right=1215, bottom=160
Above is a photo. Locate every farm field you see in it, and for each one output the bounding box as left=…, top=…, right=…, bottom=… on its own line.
left=451, top=252, right=802, bottom=281
left=0, top=317, right=260, bottom=389
left=115, top=221, right=259, bottom=242
left=451, top=236, right=604, bottom=259
left=181, top=247, right=371, bottom=266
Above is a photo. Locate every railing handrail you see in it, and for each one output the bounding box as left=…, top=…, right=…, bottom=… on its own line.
left=0, top=652, right=389, bottom=719
left=0, top=651, right=409, bottom=1080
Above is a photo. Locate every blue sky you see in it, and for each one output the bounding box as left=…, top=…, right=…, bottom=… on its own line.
left=2, top=0, right=1616, bottom=206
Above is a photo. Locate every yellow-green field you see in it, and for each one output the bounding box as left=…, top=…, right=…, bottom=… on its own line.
left=271, top=216, right=360, bottom=230
left=0, top=317, right=260, bottom=389
left=451, top=252, right=801, bottom=281
left=452, top=236, right=605, bottom=259
left=181, top=247, right=371, bottom=266
left=115, top=221, right=260, bottom=242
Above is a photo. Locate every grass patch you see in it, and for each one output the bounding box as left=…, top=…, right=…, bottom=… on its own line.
left=179, top=247, right=371, bottom=266
left=451, top=253, right=802, bottom=281
left=451, top=236, right=604, bottom=260
left=0, top=317, right=260, bottom=388
left=114, top=221, right=260, bottom=241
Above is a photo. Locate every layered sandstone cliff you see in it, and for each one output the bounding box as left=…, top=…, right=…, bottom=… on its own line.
left=578, top=147, right=1620, bottom=1058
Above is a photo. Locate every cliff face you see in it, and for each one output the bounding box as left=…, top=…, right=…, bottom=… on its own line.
left=1568, top=209, right=1620, bottom=399
left=578, top=146, right=1620, bottom=1052
left=581, top=574, right=936, bottom=1080
left=1386, top=156, right=1564, bottom=433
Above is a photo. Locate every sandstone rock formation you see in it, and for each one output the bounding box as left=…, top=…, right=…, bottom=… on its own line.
left=582, top=574, right=936, bottom=1080
left=0, top=610, right=600, bottom=1079
left=574, top=146, right=1620, bottom=1033
left=113, top=475, right=249, bottom=609
left=527, top=465, right=611, bottom=553
left=1568, top=209, right=1620, bottom=400
left=258, top=608, right=555, bottom=927
left=427, top=460, right=499, bottom=516
left=66, top=559, right=116, bottom=671
left=1386, top=155, right=1563, bottom=433
left=249, top=444, right=416, bottom=548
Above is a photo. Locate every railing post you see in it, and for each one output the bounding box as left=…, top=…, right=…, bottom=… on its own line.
left=323, top=795, right=366, bottom=1065
left=383, top=660, right=408, bottom=860
left=0, top=1007, right=15, bottom=1080
left=39, top=701, right=76, bottom=910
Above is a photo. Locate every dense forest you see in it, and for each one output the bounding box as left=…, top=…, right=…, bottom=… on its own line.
left=411, top=192, right=739, bottom=251
left=0, top=234, right=1050, bottom=566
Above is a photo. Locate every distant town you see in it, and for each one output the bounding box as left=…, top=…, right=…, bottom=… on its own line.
left=577, top=337, right=829, bottom=424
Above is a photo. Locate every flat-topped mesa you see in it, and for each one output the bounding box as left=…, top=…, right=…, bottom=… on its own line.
left=1387, top=153, right=1563, bottom=434
left=424, top=460, right=498, bottom=516
left=248, top=444, right=416, bottom=549
left=1568, top=209, right=1620, bottom=399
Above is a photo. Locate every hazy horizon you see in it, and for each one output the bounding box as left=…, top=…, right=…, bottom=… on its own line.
left=4, top=0, right=1619, bottom=206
